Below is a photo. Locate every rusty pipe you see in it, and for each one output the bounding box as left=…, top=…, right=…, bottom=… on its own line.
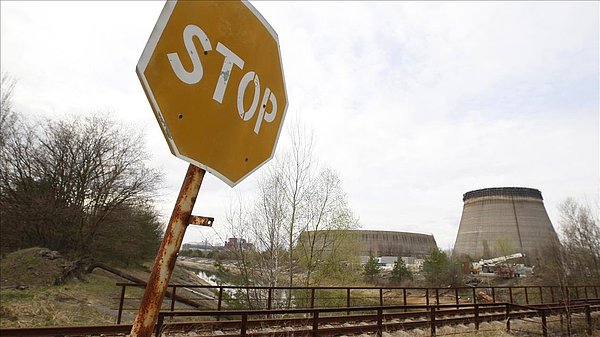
left=130, top=164, right=205, bottom=337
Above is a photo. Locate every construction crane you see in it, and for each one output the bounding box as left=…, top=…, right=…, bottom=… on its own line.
left=470, top=252, right=524, bottom=275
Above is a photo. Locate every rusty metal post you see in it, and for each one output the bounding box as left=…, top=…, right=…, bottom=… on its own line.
left=155, top=313, right=165, bottom=337
left=217, top=287, right=223, bottom=321
left=377, top=308, right=383, bottom=337
left=426, top=289, right=430, bottom=306
left=541, top=309, right=548, bottom=337
left=403, top=288, right=407, bottom=311
left=241, top=313, right=248, bottom=337
left=117, top=284, right=127, bottom=324
left=430, top=306, right=436, bottom=337
left=525, top=287, right=529, bottom=304
left=379, top=288, right=383, bottom=306
left=267, top=287, right=272, bottom=310
left=455, top=288, right=459, bottom=309
left=346, top=288, right=351, bottom=315
left=170, top=286, right=177, bottom=313
left=312, top=310, right=319, bottom=337
left=130, top=164, right=206, bottom=337
left=474, top=303, right=480, bottom=331
left=585, top=304, right=592, bottom=336
left=217, top=287, right=223, bottom=310
left=506, top=304, right=511, bottom=333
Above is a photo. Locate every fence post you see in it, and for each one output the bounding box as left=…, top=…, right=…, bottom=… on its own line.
left=241, top=313, right=248, bottom=337
left=491, top=287, right=495, bottom=303
left=455, top=288, right=459, bottom=309
left=311, top=288, right=315, bottom=309
left=426, top=289, right=430, bottom=306
left=377, top=308, right=383, bottom=337
left=594, top=285, right=598, bottom=299
left=539, top=286, right=543, bottom=304
left=379, top=288, right=384, bottom=307
left=584, top=286, right=589, bottom=300
left=403, top=288, right=407, bottom=312
left=347, top=288, right=351, bottom=315
left=525, top=287, right=529, bottom=304
left=586, top=304, right=592, bottom=336
left=155, top=313, right=164, bottom=337
left=472, top=288, right=476, bottom=304
left=567, top=304, right=572, bottom=336
left=117, top=284, right=126, bottom=324
left=474, top=303, right=480, bottom=331
left=550, top=286, right=555, bottom=303
left=435, top=288, right=440, bottom=305
left=509, top=287, right=513, bottom=304
left=217, top=287, right=223, bottom=321
left=430, top=306, right=436, bottom=337
left=267, top=288, right=272, bottom=310
left=170, top=286, right=177, bottom=313
left=506, top=304, right=511, bottom=333
left=267, top=287, right=272, bottom=319
left=541, top=309, right=548, bottom=337
left=312, top=310, right=319, bottom=337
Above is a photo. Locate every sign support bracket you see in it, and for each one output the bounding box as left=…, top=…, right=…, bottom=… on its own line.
left=130, top=164, right=208, bottom=337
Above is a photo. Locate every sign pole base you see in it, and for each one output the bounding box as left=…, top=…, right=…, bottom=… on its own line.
left=130, top=164, right=206, bottom=337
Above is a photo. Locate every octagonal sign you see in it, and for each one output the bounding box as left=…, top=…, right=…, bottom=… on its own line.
left=137, top=0, right=288, bottom=186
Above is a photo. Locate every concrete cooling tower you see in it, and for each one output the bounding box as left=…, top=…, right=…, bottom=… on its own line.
left=453, top=187, right=559, bottom=260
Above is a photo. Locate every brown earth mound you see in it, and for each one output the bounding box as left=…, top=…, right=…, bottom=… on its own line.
left=0, top=247, right=83, bottom=289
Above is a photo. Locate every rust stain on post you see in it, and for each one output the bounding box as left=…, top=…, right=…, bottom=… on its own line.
left=130, top=164, right=205, bottom=337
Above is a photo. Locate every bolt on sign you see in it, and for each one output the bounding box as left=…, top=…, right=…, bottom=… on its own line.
left=137, top=0, right=288, bottom=186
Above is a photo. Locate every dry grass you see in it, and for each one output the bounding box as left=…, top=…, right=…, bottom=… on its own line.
left=0, top=272, right=119, bottom=328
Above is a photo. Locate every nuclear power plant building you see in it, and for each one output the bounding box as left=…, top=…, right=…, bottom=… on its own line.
left=299, top=230, right=438, bottom=258
left=453, top=187, right=559, bottom=260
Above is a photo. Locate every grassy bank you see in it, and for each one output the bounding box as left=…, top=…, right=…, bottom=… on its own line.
left=1, top=271, right=124, bottom=328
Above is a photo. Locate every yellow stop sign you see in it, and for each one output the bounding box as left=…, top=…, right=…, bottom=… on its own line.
left=137, top=0, right=288, bottom=186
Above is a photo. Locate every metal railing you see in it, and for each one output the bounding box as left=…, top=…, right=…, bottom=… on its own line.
left=2, top=298, right=597, bottom=337
left=114, top=283, right=600, bottom=323
left=155, top=299, right=600, bottom=337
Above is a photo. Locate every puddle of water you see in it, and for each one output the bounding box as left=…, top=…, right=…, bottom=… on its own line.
left=194, top=270, right=297, bottom=308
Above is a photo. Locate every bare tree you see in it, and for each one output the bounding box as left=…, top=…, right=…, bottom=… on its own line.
left=279, top=122, right=315, bottom=289
left=223, top=121, right=359, bottom=304
left=296, top=167, right=357, bottom=286
left=0, top=111, right=163, bottom=263
left=0, top=72, right=17, bottom=149
left=534, top=198, right=600, bottom=336
left=223, top=195, right=261, bottom=307
left=251, top=170, right=287, bottom=287
left=558, top=198, right=600, bottom=282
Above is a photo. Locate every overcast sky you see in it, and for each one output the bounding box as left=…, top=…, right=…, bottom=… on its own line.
left=1, top=1, right=598, bottom=250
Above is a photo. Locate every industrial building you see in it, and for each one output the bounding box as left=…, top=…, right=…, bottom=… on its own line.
left=298, top=229, right=438, bottom=258
left=453, top=187, right=559, bottom=261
